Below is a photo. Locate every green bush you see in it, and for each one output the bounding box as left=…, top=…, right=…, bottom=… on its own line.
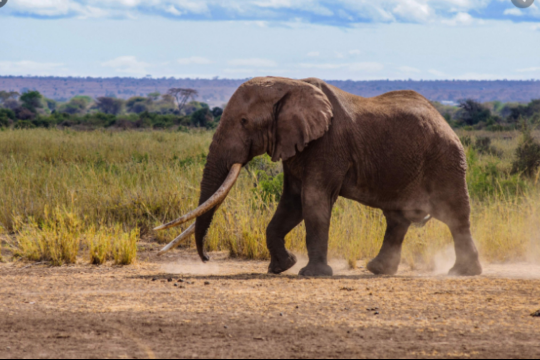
left=191, top=108, right=214, bottom=128
left=511, top=125, right=540, bottom=177
left=460, top=135, right=472, bottom=147
left=252, top=172, right=284, bottom=203
left=0, top=115, right=10, bottom=128
left=248, top=155, right=284, bottom=204
left=473, top=137, right=502, bottom=157
left=457, top=99, right=492, bottom=126
left=14, top=120, right=36, bottom=129
left=0, top=108, right=16, bottom=120
left=20, top=91, right=44, bottom=113
left=466, top=148, right=527, bottom=200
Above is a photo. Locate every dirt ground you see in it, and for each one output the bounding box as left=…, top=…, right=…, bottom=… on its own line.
left=1, top=246, right=540, bottom=359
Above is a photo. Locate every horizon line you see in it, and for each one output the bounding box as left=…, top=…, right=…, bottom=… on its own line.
left=1, top=75, right=540, bottom=82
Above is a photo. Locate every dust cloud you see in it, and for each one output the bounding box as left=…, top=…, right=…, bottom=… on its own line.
left=161, top=261, right=222, bottom=276
left=432, top=245, right=540, bottom=279
left=432, top=246, right=456, bottom=275
left=160, top=248, right=540, bottom=279
left=482, top=263, right=540, bottom=279
left=282, top=255, right=353, bottom=276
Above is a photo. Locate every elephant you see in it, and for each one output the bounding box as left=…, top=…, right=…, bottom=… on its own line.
left=155, top=76, right=483, bottom=277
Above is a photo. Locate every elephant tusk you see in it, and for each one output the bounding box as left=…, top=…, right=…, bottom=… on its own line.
left=157, top=223, right=196, bottom=256
left=154, top=163, right=243, bottom=231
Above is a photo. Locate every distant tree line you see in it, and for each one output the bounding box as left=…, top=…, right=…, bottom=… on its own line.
left=3, top=87, right=540, bottom=132
left=431, top=98, right=540, bottom=131
left=0, top=89, right=224, bottom=130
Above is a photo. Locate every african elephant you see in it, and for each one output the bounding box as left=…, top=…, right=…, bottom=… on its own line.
left=155, top=77, right=482, bottom=277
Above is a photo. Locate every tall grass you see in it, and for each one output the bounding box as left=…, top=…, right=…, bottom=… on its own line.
left=13, top=207, right=81, bottom=266
left=1, top=129, right=540, bottom=267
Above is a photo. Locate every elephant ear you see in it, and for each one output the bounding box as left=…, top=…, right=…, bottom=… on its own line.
left=271, top=83, right=333, bottom=162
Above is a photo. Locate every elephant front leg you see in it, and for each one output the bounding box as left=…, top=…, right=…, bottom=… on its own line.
left=298, top=186, right=337, bottom=277
left=367, top=211, right=411, bottom=276
left=266, top=176, right=303, bottom=275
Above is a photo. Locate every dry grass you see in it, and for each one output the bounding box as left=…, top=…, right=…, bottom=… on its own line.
left=1, top=128, right=540, bottom=267
left=112, top=227, right=140, bottom=265
left=12, top=207, right=82, bottom=266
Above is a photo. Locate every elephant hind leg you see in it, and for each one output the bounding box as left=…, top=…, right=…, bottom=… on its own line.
left=432, top=187, right=482, bottom=276
left=367, top=211, right=411, bottom=276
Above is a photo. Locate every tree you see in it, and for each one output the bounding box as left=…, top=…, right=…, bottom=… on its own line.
left=457, top=99, right=492, bottom=126
left=0, top=109, right=15, bottom=128
left=212, top=107, right=223, bottom=118
left=45, top=98, right=58, bottom=111
left=167, top=88, right=199, bottom=113
left=512, top=122, right=540, bottom=177
left=15, top=107, right=36, bottom=121
left=191, top=107, right=214, bottom=128
left=95, top=97, right=125, bottom=115
left=126, top=97, right=149, bottom=114
left=60, top=97, right=91, bottom=115
left=2, top=99, right=20, bottom=110
left=0, top=91, right=19, bottom=104
left=20, top=91, right=43, bottom=113
left=147, top=92, right=161, bottom=101
left=183, top=101, right=209, bottom=116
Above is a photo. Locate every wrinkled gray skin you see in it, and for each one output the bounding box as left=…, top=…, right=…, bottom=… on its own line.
left=194, top=77, right=482, bottom=277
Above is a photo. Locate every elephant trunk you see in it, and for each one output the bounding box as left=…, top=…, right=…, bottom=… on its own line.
left=153, top=148, right=242, bottom=260
left=194, top=157, right=233, bottom=261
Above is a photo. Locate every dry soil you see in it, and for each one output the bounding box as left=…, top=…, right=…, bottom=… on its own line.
left=1, top=247, right=540, bottom=359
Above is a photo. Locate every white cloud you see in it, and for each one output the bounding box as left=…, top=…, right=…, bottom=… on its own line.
left=2, top=0, right=514, bottom=25
left=504, top=8, right=523, bottom=16
left=454, top=72, right=498, bottom=80
left=101, top=56, right=150, bottom=75
left=177, top=57, right=213, bottom=65
left=0, top=60, right=66, bottom=76
left=505, top=3, right=540, bottom=17
left=252, top=0, right=333, bottom=16
left=167, top=0, right=209, bottom=14
left=428, top=69, right=447, bottom=77
left=300, top=62, right=384, bottom=72
left=442, top=12, right=476, bottom=26
left=392, top=0, right=433, bottom=22
left=349, top=62, right=385, bottom=72
left=7, top=0, right=109, bottom=18
left=228, top=58, right=278, bottom=67
left=516, top=67, right=540, bottom=73
left=166, top=6, right=183, bottom=16
left=399, top=66, right=421, bottom=73
left=301, top=63, right=342, bottom=70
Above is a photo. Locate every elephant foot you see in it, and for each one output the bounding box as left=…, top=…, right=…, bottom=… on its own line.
left=299, top=263, right=333, bottom=277
left=199, top=251, right=210, bottom=263
left=268, top=252, right=297, bottom=275
left=449, top=257, right=482, bottom=277
left=367, top=256, right=400, bottom=276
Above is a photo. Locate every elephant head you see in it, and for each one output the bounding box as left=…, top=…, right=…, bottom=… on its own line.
left=155, top=77, right=334, bottom=261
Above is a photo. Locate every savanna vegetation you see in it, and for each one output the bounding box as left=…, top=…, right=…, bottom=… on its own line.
left=432, top=98, right=540, bottom=131
left=0, top=89, right=224, bottom=131
left=1, top=125, right=540, bottom=269
left=2, top=87, right=540, bottom=268
left=2, top=87, right=540, bottom=132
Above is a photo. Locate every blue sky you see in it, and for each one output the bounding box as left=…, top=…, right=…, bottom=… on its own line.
left=0, top=0, right=539, bottom=80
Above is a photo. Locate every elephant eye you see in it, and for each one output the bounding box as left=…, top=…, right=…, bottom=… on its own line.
left=241, top=118, right=248, bottom=125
